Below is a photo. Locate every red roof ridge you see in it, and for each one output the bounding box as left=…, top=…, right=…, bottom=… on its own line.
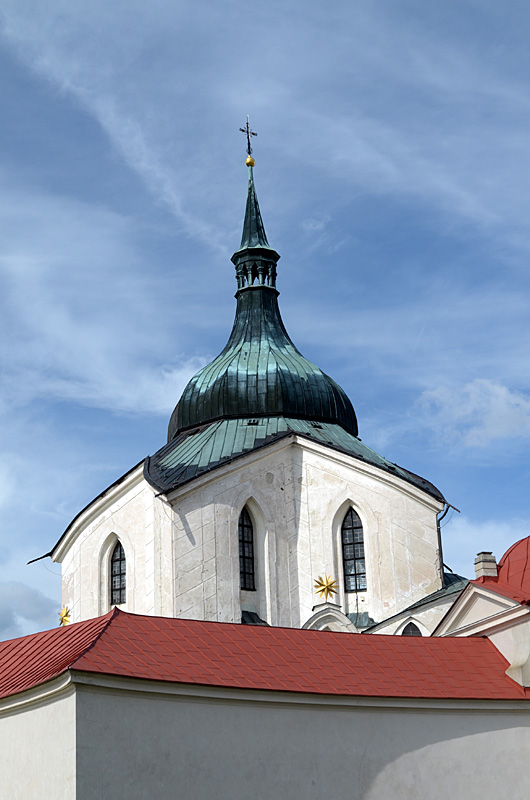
left=1, top=609, right=528, bottom=702
left=69, top=606, right=120, bottom=669
left=0, top=609, right=115, bottom=700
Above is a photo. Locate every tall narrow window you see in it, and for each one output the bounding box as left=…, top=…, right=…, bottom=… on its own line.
left=239, top=507, right=256, bottom=591
left=110, top=541, right=126, bottom=605
left=341, top=508, right=366, bottom=592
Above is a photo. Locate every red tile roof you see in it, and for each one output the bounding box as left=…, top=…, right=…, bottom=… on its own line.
left=473, top=535, right=530, bottom=604
left=0, top=608, right=527, bottom=701
left=0, top=612, right=113, bottom=700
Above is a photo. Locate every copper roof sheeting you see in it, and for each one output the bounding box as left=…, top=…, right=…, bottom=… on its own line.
left=146, top=416, right=444, bottom=501
left=168, top=286, right=358, bottom=440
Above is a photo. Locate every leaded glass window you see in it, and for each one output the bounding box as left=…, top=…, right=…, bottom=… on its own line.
left=401, top=622, right=422, bottom=636
left=110, top=541, right=126, bottom=605
left=341, top=508, right=366, bottom=593
left=239, top=507, right=256, bottom=591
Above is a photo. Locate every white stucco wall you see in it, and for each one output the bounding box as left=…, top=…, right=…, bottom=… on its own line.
left=372, top=596, right=460, bottom=636
left=74, top=677, right=530, bottom=800
left=167, top=436, right=443, bottom=628
left=300, top=441, right=443, bottom=623
left=57, top=435, right=444, bottom=630
left=0, top=682, right=76, bottom=799
left=57, top=466, right=173, bottom=623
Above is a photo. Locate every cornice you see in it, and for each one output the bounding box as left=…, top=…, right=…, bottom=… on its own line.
left=70, top=670, right=530, bottom=711
left=0, top=673, right=73, bottom=717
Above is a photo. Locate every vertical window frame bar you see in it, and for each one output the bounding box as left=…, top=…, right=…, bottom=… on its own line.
left=110, top=541, right=126, bottom=605
left=239, top=507, right=256, bottom=591
left=341, top=508, right=367, bottom=593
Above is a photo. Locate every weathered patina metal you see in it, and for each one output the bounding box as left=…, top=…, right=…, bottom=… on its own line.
left=168, top=167, right=357, bottom=440
left=231, top=165, right=280, bottom=290
left=147, top=416, right=445, bottom=502
left=168, top=285, right=358, bottom=439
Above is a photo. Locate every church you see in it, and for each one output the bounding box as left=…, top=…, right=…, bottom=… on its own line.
left=1, top=146, right=530, bottom=799
left=46, top=148, right=460, bottom=637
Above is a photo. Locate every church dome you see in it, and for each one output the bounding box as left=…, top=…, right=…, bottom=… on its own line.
left=167, top=161, right=358, bottom=441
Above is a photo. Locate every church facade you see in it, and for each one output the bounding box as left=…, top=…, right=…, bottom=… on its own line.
left=3, top=152, right=530, bottom=799
left=48, top=156, right=459, bottom=636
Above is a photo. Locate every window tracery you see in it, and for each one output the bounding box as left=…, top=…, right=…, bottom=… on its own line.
left=239, top=507, right=256, bottom=591
left=110, top=541, right=126, bottom=605
left=401, top=621, right=422, bottom=636
left=341, top=508, right=366, bottom=592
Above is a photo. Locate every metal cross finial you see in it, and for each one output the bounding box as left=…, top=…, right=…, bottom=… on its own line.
left=239, top=115, right=257, bottom=156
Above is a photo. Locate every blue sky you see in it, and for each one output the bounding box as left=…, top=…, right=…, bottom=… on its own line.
left=1, top=1, right=530, bottom=638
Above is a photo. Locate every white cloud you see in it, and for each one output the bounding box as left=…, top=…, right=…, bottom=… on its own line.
left=301, top=215, right=330, bottom=233
left=417, top=379, right=530, bottom=448
left=442, top=514, right=530, bottom=579
left=36, top=361, right=205, bottom=416
left=3, top=0, right=530, bottom=258
left=0, top=0, right=529, bottom=636
left=0, top=181, right=205, bottom=415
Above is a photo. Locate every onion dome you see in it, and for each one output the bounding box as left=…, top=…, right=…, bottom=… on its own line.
left=167, top=161, right=357, bottom=442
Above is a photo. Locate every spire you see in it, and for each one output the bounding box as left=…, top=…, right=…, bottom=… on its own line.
left=232, top=120, right=280, bottom=291
left=240, top=166, right=271, bottom=249
left=165, top=133, right=359, bottom=442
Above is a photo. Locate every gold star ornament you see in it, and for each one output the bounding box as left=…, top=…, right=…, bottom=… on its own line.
left=58, top=606, right=71, bottom=627
left=314, top=573, right=338, bottom=601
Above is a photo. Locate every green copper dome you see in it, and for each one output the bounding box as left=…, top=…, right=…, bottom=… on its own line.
left=167, top=166, right=358, bottom=441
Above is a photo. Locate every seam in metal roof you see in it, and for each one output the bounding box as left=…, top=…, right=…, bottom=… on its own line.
left=145, top=417, right=444, bottom=502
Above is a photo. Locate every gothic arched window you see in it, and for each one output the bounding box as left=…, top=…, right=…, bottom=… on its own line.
left=239, top=507, right=256, bottom=591
left=341, top=508, right=366, bottom=593
left=401, top=621, right=422, bottom=636
left=110, top=541, right=126, bottom=605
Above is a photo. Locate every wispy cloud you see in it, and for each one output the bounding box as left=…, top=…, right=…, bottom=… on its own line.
left=0, top=581, right=57, bottom=640
left=291, top=281, right=530, bottom=392
left=3, top=1, right=530, bottom=258
left=416, top=379, right=530, bottom=449
left=442, top=514, right=530, bottom=579
left=0, top=181, right=204, bottom=415
left=1, top=0, right=530, bottom=636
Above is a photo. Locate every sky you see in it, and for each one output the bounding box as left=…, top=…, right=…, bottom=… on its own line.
left=1, top=0, right=530, bottom=639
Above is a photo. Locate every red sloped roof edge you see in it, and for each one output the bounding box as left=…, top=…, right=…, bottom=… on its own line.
left=71, top=609, right=528, bottom=701
left=1, top=608, right=529, bottom=703
left=0, top=608, right=117, bottom=700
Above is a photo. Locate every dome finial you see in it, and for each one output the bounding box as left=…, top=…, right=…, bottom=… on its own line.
left=231, top=124, right=280, bottom=290
left=239, top=115, right=257, bottom=166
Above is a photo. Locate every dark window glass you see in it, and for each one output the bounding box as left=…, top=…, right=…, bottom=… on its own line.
left=239, top=507, right=256, bottom=591
left=110, top=542, right=126, bottom=605
left=341, top=509, right=366, bottom=593
left=401, top=622, right=422, bottom=636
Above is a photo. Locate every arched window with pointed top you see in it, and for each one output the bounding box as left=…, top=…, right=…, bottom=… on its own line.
left=401, top=621, right=422, bottom=636
left=341, top=508, right=366, bottom=593
left=110, top=541, right=126, bottom=605
left=239, top=507, right=256, bottom=591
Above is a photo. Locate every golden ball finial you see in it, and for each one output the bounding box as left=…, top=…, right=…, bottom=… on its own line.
left=246, top=155, right=255, bottom=167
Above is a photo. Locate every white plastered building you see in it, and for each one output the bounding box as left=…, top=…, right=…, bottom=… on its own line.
left=6, top=156, right=530, bottom=800
left=41, top=160, right=464, bottom=636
